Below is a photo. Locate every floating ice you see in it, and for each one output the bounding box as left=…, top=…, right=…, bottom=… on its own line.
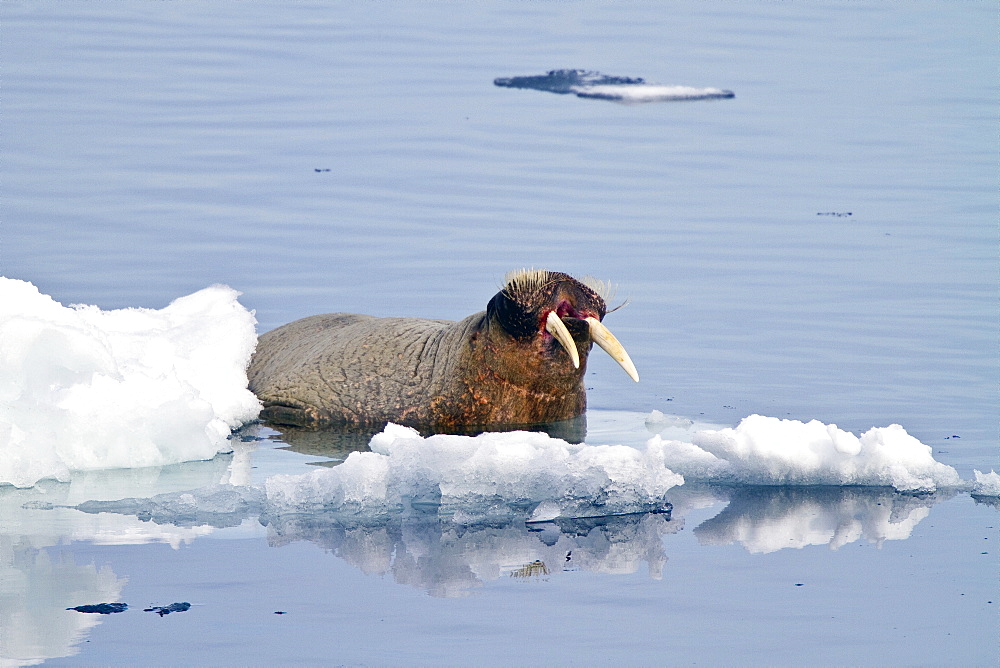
left=74, top=484, right=266, bottom=528
left=576, top=84, right=735, bottom=102
left=0, top=278, right=261, bottom=488
left=644, top=409, right=693, bottom=431
left=265, top=423, right=683, bottom=519
left=650, top=414, right=962, bottom=492
left=494, top=69, right=734, bottom=103
left=972, top=469, right=1000, bottom=497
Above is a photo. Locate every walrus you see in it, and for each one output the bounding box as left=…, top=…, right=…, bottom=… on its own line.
left=248, top=269, right=638, bottom=431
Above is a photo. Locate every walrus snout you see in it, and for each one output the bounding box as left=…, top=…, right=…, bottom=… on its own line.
left=500, top=270, right=638, bottom=382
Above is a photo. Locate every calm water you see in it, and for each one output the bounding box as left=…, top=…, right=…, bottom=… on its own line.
left=2, top=1, right=997, bottom=665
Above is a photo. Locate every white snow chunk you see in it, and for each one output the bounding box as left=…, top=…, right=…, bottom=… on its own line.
left=0, top=278, right=261, bottom=487
left=972, top=469, right=1000, bottom=497
left=651, top=414, right=961, bottom=492
left=266, top=424, right=684, bottom=518
left=574, top=83, right=733, bottom=102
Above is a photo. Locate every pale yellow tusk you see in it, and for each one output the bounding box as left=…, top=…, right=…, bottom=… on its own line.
left=585, top=317, right=639, bottom=382
left=545, top=311, right=580, bottom=369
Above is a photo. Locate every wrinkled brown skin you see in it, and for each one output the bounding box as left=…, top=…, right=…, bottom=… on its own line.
left=248, top=273, right=605, bottom=431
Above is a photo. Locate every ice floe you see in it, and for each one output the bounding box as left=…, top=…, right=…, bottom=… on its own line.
left=266, top=423, right=684, bottom=519
left=0, top=278, right=260, bottom=488
left=649, top=414, right=963, bottom=492
left=494, top=69, right=734, bottom=103
left=971, top=469, right=1000, bottom=497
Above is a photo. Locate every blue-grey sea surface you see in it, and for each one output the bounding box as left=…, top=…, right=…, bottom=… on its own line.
left=1, top=1, right=996, bottom=665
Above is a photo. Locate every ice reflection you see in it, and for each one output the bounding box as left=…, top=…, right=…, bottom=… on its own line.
left=0, top=452, right=239, bottom=666
left=689, top=485, right=951, bottom=553
left=266, top=509, right=678, bottom=597
left=0, top=537, right=124, bottom=667
left=26, top=481, right=961, bottom=598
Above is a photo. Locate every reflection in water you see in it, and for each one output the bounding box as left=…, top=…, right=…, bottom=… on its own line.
left=0, top=534, right=125, bottom=666
left=35, top=481, right=959, bottom=597
left=691, top=485, right=951, bottom=553
left=0, top=452, right=239, bottom=666
left=266, top=508, right=677, bottom=597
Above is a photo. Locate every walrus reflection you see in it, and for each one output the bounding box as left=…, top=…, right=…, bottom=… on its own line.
left=268, top=414, right=589, bottom=462
left=249, top=270, right=637, bottom=431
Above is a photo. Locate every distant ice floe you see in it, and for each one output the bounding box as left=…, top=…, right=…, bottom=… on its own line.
left=650, top=414, right=962, bottom=492
left=494, top=69, right=735, bottom=103
left=0, top=278, right=261, bottom=488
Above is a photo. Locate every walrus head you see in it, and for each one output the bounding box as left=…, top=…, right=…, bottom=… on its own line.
left=483, top=269, right=639, bottom=384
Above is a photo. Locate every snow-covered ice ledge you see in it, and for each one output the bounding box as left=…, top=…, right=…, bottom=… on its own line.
left=649, top=414, right=964, bottom=493
left=0, top=278, right=261, bottom=488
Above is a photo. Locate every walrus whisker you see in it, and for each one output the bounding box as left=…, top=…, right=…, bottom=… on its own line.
left=545, top=311, right=580, bottom=369
left=605, top=298, right=630, bottom=315
left=586, top=317, right=639, bottom=382
left=580, top=276, right=616, bottom=303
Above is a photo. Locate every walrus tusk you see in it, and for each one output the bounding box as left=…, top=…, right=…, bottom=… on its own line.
left=545, top=311, right=580, bottom=369
left=585, top=317, right=639, bottom=382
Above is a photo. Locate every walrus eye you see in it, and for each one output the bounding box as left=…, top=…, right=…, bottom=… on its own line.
left=545, top=311, right=580, bottom=369
left=585, top=317, right=640, bottom=382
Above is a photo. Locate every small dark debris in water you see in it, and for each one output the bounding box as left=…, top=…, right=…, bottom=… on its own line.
left=67, top=602, right=128, bottom=614
left=144, top=602, right=191, bottom=616
left=22, top=500, right=56, bottom=510
left=274, top=611, right=287, bottom=615
left=944, top=435, right=960, bottom=439
left=817, top=212, right=852, bottom=217
left=794, top=583, right=805, bottom=587
left=314, top=168, right=331, bottom=172
left=722, top=405, right=735, bottom=409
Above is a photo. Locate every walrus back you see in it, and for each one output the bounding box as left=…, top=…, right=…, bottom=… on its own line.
left=248, top=312, right=472, bottom=427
